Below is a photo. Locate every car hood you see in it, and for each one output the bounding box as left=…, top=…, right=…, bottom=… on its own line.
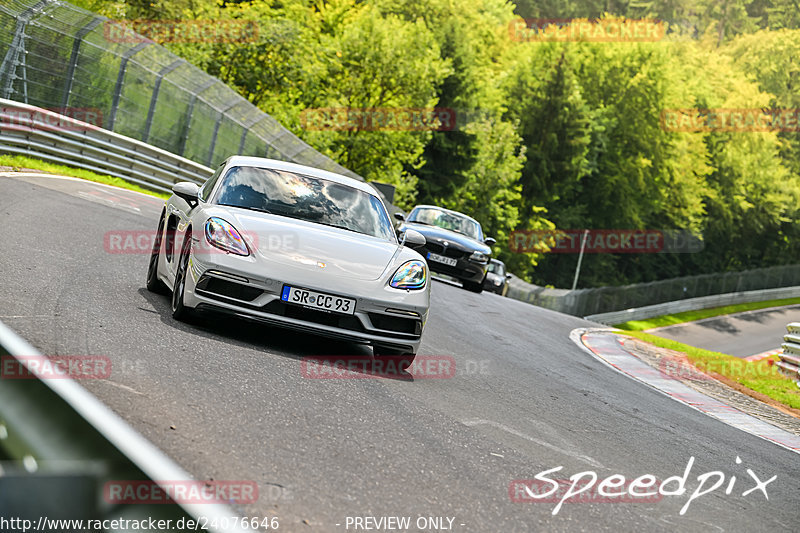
left=485, top=272, right=504, bottom=283
left=211, top=207, right=402, bottom=281
left=403, top=222, right=490, bottom=253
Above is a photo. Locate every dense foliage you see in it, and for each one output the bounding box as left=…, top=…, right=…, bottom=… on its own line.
left=75, top=0, right=800, bottom=287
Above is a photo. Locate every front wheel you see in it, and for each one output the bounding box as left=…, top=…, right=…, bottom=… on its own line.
left=462, top=280, right=483, bottom=294
left=146, top=212, right=168, bottom=294
left=171, top=233, right=194, bottom=322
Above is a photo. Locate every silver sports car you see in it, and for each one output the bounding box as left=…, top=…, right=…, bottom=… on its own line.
left=146, top=156, right=430, bottom=366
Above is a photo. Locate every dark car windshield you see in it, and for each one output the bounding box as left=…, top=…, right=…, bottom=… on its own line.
left=487, top=261, right=505, bottom=276
left=213, top=165, right=395, bottom=242
left=408, top=207, right=482, bottom=241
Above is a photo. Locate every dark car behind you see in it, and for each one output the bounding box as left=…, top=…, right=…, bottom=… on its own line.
left=483, top=258, right=511, bottom=295
left=396, top=205, right=495, bottom=293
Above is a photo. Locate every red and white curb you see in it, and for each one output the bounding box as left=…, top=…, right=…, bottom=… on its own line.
left=744, top=348, right=782, bottom=362
left=570, top=328, right=800, bottom=455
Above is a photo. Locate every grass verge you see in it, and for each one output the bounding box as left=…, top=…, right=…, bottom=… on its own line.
left=0, top=154, right=169, bottom=200
left=619, top=330, right=800, bottom=411
left=613, top=297, right=800, bottom=331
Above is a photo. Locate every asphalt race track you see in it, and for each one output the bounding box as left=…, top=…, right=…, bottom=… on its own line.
left=2, top=173, right=799, bottom=532
left=646, top=306, right=800, bottom=359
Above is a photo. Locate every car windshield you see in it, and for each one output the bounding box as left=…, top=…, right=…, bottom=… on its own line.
left=408, top=207, right=482, bottom=240
left=213, top=166, right=395, bottom=242
left=487, top=261, right=505, bottom=276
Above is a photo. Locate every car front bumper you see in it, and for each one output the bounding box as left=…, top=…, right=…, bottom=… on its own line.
left=421, top=251, right=487, bottom=283
left=182, top=250, right=429, bottom=354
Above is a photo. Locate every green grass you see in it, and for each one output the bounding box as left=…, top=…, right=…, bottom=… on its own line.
left=613, top=297, right=800, bottom=331
left=620, top=330, right=800, bottom=410
left=0, top=154, right=169, bottom=200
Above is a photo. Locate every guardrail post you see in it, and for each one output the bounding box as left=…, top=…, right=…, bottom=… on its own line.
left=779, top=322, right=800, bottom=385
left=107, top=42, right=150, bottom=131
left=143, top=59, right=184, bottom=143
left=61, top=18, right=102, bottom=110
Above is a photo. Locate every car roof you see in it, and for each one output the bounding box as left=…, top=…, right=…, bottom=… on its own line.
left=409, top=204, right=481, bottom=225
left=490, top=258, right=505, bottom=266
left=222, top=156, right=378, bottom=197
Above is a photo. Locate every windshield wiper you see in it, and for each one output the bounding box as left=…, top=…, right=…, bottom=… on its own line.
left=314, top=221, right=362, bottom=234
left=219, top=203, right=272, bottom=215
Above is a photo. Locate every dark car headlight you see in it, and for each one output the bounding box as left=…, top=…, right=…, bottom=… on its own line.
left=205, top=217, right=250, bottom=256
left=390, top=260, right=427, bottom=290
left=469, top=251, right=489, bottom=263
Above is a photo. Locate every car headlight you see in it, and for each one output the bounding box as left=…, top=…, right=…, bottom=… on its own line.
left=205, top=217, right=249, bottom=256
left=470, top=251, right=489, bottom=263
left=493, top=278, right=502, bottom=286
left=390, top=260, right=427, bottom=290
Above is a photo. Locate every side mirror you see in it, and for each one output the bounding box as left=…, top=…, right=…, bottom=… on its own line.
left=484, top=237, right=497, bottom=246
left=172, top=182, right=200, bottom=207
left=402, top=228, right=426, bottom=247
left=394, top=212, right=406, bottom=222
left=506, top=273, right=512, bottom=279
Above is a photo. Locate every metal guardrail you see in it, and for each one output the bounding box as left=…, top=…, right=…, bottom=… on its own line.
left=506, top=265, right=800, bottom=318
left=584, top=286, right=800, bottom=325
left=0, top=320, right=247, bottom=532
left=0, top=99, right=402, bottom=212
left=779, top=323, right=800, bottom=385
left=0, top=0, right=361, bottom=180
left=0, top=98, right=212, bottom=193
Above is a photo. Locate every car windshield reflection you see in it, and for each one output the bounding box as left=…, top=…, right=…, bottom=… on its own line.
left=214, top=166, right=395, bottom=242
left=408, top=207, right=481, bottom=240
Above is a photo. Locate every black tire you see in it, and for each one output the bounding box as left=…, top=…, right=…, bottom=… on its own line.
left=462, top=280, right=483, bottom=294
left=146, top=211, right=168, bottom=294
left=171, top=232, right=194, bottom=322
left=373, top=347, right=416, bottom=372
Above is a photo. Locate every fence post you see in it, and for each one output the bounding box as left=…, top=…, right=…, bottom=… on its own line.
left=61, top=19, right=102, bottom=110
left=107, top=42, right=150, bottom=131
left=206, top=101, right=240, bottom=167
left=0, top=0, right=49, bottom=100
left=143, top=59, right=184, bottom=143
left=178, top=78, right=215, bottom=157
left=238, top=115, right=266, bottom=155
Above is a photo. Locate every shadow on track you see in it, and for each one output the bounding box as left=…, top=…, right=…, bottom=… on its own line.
left=137, top=287, right=415, bottom=381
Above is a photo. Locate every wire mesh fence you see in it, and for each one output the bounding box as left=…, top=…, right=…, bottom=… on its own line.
left=0, top=0, right=361, bottom=179
left=508, top=264, right=800, bottom=317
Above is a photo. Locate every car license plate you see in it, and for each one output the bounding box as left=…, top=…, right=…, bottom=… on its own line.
left=427, top=252, right=457, bottom=267
left=281, top=286, right=356, bottom=315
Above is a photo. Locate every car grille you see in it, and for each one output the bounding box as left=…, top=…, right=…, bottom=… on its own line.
left=195, top=276, right=263, bottom=302
left=261, top=300, right=366, bottom=332
left=195, top=277, right=422, bottom=339
left=423, top=243, right=468, bottom=259
left=368, top=313, right=422, bottom=336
